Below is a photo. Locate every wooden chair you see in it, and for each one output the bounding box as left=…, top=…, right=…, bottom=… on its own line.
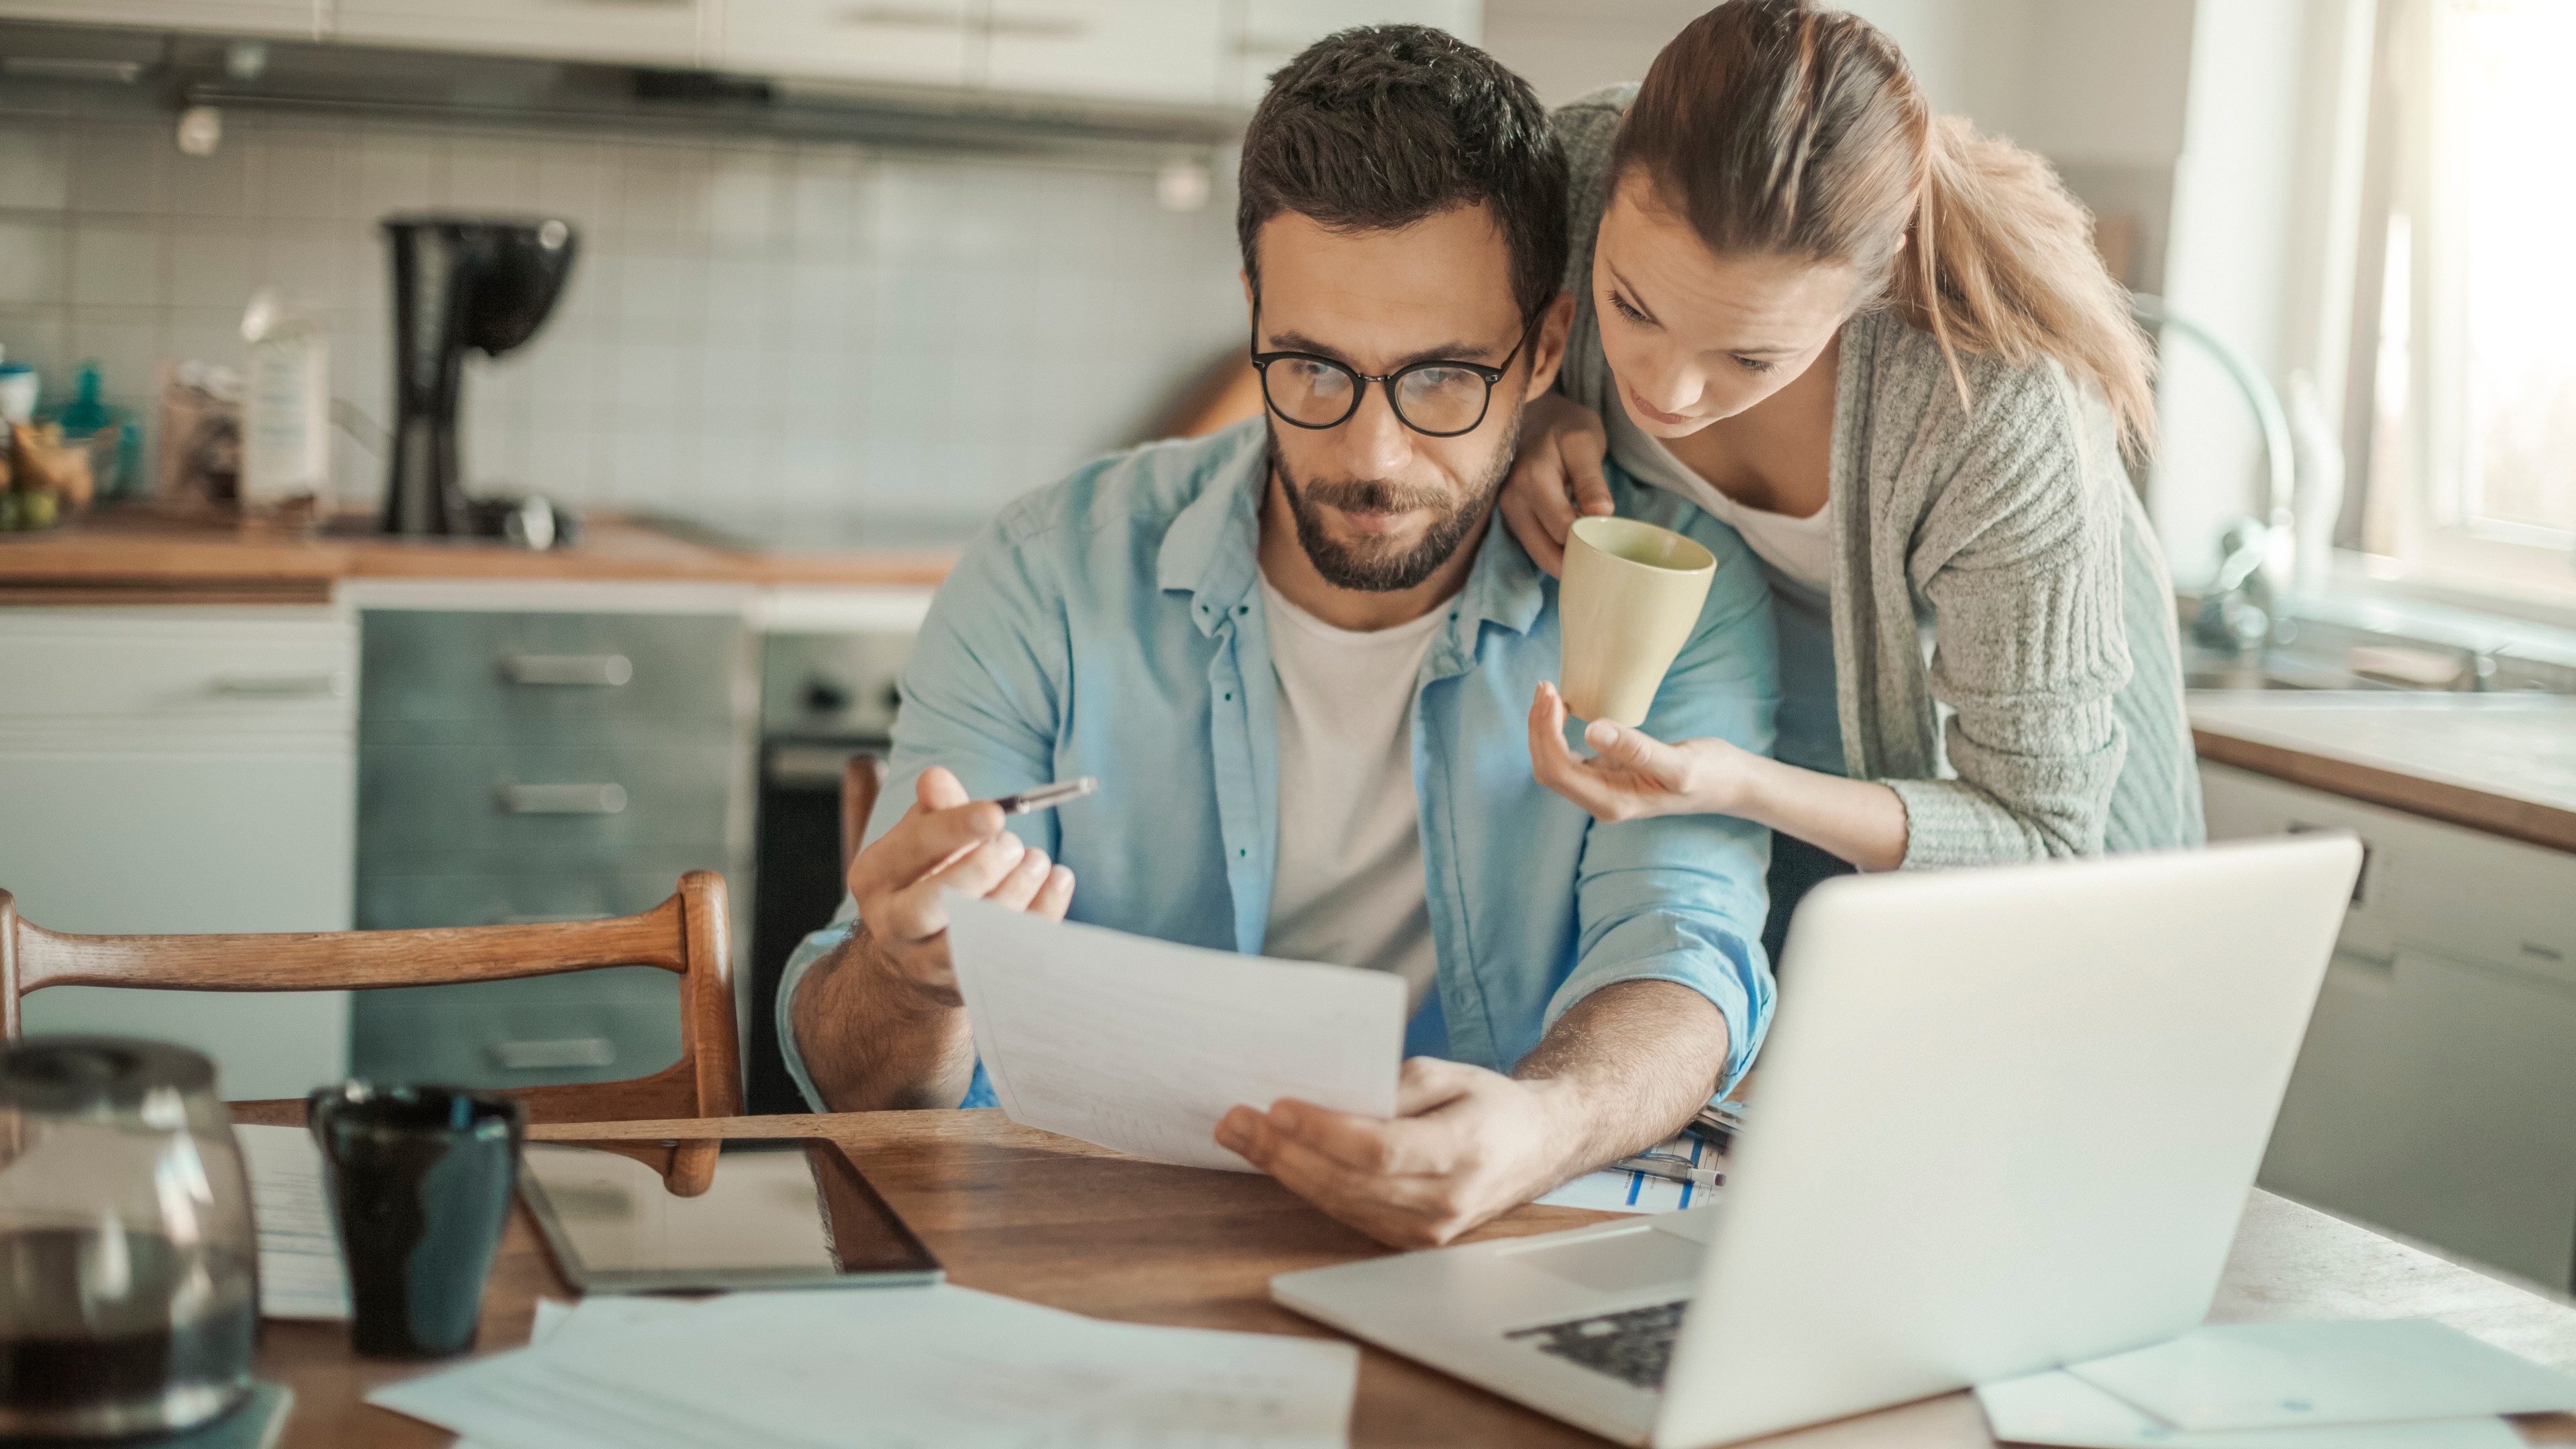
left=0, top=872, right=741, bottom=1195
left=841, top=753, right=887, bottom=872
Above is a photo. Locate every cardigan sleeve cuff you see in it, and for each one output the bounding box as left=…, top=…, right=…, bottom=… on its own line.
left=1886, top=777, right=2031, bottom=869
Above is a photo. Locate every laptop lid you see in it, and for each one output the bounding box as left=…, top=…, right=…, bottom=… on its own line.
left=1654, top=835, right=2362, bottom=1448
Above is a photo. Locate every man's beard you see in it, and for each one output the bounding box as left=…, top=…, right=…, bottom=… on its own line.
left=1269, top=412, right=1517, bottom=593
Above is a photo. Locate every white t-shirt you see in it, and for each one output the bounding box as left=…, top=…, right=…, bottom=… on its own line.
left=1257, top=574, right=1446, bottom=1012
left=1621, top=409, right=1835, bottom=592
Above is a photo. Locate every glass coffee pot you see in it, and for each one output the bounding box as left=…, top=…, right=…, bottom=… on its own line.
left=0, top=1037, right=258, bottom=1439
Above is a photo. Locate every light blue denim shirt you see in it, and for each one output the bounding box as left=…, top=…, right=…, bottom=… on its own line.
left=777, top=417, right=1781, bottom=1111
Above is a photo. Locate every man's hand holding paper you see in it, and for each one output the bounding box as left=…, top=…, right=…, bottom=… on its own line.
left=1217, top=1058, right=1589, bottom=1248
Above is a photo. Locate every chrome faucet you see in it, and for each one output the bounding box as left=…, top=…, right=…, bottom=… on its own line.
left=2130, top=295, right=2302, bottom=656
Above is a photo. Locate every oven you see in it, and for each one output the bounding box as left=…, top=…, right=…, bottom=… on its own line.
left=747, top=619, right=920, bottom=1114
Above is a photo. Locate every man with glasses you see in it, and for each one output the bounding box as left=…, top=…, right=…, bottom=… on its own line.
left=783, top=25, right=1779, bottom=1247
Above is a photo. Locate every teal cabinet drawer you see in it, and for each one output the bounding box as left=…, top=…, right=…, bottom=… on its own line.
left=358, top=739, right=741, bottom=870
left=360, top=610, right=747, bottom=735
left=350, top=967, right=682, bottom=1091
left=356, top=864, right=720, bottom=931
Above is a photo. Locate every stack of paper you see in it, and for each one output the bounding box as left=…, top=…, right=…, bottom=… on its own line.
left=374, top=1285, right=1362, bottom=1449
left=1536, top=1131, right=1721, bottom=1214
left=1977, top=1320, right=2576, bottom=1448
left=231, top=1123, right=351, bottom=1320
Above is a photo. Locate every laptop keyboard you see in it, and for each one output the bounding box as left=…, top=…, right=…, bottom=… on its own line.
left=1505, top=1299, right=1690, bottom=1390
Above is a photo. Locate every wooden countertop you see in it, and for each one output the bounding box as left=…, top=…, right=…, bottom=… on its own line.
left=0, top=507, right=957, bottom=602
left=2192, top=693, right=2576, bottom=855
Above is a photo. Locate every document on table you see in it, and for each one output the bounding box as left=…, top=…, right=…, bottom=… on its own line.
left=231, top=1124, right=350, bottom=1321
left=943, top=894, right=1406, bottom=1171
left=1976, top=1368, right=2524, bottom=1449
left=2066, top=1320, right=2576, bottom=1431
left=1535, top=1131, right=1722, bottom=1214
left=374, top=1283, right=1362, bottom=1449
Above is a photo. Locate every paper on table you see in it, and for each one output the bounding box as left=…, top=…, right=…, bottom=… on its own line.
left=231, top=1124, right=350, bottom=1321
left=1536, top=1132, right=1722, bottom=1214
left=2068, top=1320, right=2576, bottom=1432
left=451, top=1297, right=703, bottom=1449
left=943, top=894, right=1406, bottom=1171
left=1977, top=1368, right=2522, bottom=1448
left=373, top=1284, right=1360, bottom=1449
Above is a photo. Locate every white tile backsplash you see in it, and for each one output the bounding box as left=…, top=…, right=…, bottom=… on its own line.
left=0, top=121, right=72, bottom=211
left=0, top=96, right=1243, bottom=527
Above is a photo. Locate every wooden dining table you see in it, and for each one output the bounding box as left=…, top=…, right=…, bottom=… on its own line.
left=230, top=1104, right=2576, bottom=1448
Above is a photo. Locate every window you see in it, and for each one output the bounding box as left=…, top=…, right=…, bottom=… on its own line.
left=2347, top=0, right=2576, bottom=607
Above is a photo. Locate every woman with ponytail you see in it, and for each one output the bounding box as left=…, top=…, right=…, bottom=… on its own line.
left=1509, top=0, right=2200, bottom=959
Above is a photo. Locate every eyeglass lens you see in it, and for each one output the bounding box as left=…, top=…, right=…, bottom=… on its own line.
left=1261, top=358, right=1494, bottom=436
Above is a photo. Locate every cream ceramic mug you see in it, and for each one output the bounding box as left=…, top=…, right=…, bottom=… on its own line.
left=1558, top=516, right=1718, bottom=727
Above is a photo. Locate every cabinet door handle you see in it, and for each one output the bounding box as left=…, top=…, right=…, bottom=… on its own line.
left=839, top=4, right=972, bottom=29
left=985, top=9, right=1087, bottom=39
left=488, top=1037, right=616, bottom=1071
left=496, top=782, right=629, bottom=815
left=502, top=653, right=633, bottom=687
left=212, top=671, right=348, bottom=698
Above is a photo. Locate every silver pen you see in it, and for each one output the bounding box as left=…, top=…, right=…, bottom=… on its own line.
left=991, top=777, right=1099, bottom=816
left=1611, top=1150, right=1725, bottom=1189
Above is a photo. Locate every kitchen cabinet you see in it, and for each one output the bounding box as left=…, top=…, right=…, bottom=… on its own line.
left=2204, top=761, right=2576, bottom=1288
left=985, top=0, right=1222, bottom=106
left=350, top=605, right=755, bottom=1093
left=717, top=0, right=974, bottom=89
left=1228, top=0, right=1483, bottom=104
left=331, top=0, right=706, bottom=66
left=0, top=0, right=323, bottom=38
left=0, top=606, right=356, bottom=1100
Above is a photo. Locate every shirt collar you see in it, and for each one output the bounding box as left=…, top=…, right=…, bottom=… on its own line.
left=1157, top=419, right=1270, bottom=637
left=1155, top=417, right=1550, bottom=644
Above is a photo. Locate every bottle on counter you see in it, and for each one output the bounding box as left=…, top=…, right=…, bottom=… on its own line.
left=239, top=289, right=331, bottom=513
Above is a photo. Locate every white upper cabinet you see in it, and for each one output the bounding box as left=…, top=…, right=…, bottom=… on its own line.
left=1, top=0, right=1484, bottom=108
left=1229, top=0, right=1482, bottom=105
left=333, top=0, right=706, bottom=66
left=718, top=0, right=975, bottom=89
left=0, top=0, right=323, bottom=38
left=983, top=0, right=1220, bottom=107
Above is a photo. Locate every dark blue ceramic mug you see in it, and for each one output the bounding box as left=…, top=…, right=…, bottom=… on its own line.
left=305, top=1083, right=524, bottom=1360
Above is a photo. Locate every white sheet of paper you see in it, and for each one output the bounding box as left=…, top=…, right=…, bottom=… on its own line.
left=373, top=1284, right=1360, bottom=1449
left=2068, top=1320, right=2576, bottom=1432
left=943, top=894, right=1405, bottom=1171
left=231, top=1123, right=350, bottom=1321
left=1978, top=1368, right=2523, bottom=1448
left=1535, top=1132, right=1722, bottom=1214
left=452, top=1297, right=706, bottom=1449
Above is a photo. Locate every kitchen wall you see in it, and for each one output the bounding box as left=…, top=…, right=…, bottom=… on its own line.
left=0, top=81, right=1246, bottom=534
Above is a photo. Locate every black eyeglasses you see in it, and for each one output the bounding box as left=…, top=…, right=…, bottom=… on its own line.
left=1248, top=301, right=1539, bottom=439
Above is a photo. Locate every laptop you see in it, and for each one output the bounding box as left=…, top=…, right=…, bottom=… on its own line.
left=1272, top=835, right=2363, bottom=1448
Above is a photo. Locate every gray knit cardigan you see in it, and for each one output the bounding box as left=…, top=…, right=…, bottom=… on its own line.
left=1554, top=89, right=2204, bottom=865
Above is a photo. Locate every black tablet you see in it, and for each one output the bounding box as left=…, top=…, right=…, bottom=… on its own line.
left=519, top=1139, right=942, bottom=1293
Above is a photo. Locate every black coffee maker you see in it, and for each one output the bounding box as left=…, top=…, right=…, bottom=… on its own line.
left=379, top=214, right=578, bottom=539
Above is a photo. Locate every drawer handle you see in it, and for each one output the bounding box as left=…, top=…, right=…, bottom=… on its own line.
left=212, top=671, right=347, bottom=698
left=502, top=653, right=633, bottom=688
left=488, top=1037, right=616, bottom=1071
left=840, top=3, right=971, bottom=29
left=497, top=782, right=629, bottom=815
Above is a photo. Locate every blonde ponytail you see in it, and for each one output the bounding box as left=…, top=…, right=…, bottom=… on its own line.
left=1901, top=115, right=2157, bottom=454
left=1614, top=0, right=2158, bottom=455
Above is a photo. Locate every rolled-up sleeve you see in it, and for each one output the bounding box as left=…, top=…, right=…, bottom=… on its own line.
left=1542, top=514, right=1780, bottom=1093
left=775, top=517, right=1067, bottom=1112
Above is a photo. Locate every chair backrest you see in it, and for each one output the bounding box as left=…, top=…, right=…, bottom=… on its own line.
left=841, top=753, right=887, bottom=873
left=0, top=872, right=742, bottom=1195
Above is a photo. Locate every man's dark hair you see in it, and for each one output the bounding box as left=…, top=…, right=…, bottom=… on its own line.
left=1238, top=25, right=1569, bottom=329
